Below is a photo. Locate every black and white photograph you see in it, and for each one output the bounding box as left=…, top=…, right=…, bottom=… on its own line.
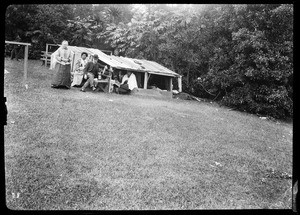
left=4, top=4, right=294, bottom=210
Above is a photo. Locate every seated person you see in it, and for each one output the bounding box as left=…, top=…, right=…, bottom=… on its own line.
left=115, top=70, right=138, bottom=94
left=80, top=54, right=101, bottom=92
left=112, top=69, right=122, bottom=82
left=101, top=65, right=113, bottom=79
left=71, top=52, right=88, bottom=87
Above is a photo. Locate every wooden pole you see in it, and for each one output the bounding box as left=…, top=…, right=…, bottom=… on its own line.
left=24, top=45, right=29, bottom=88
left=71, top=52, right=75, bottom=72
left=45, top=44, right=49, bottom=67
left=178, top=76, right=182, bottom=92
left=169, top=77, right=173, bottom=91
left=108, top=77, right=112, bottom=93
left=144, top=72, right=148, bottom=89
left=5, top=41, right=31, bottom=89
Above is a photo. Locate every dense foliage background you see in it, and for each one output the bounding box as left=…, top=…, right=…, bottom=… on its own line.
left=5, top=4, right=293, bottom=119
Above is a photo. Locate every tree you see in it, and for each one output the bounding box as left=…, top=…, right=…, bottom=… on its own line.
left=67, top=15, right=105, bottom=48
left=32, top=4, right=74, bottom=44
left=71, top=4, right=94, bottom=19
left=6, top=4, right=77, bottom=58
left=5, top=5, right=39, bottom=41
left=196, top=4, right=293, bottom=118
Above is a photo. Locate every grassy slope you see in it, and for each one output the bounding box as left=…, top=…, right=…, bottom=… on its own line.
left=4, top=59, right=293, bottom=210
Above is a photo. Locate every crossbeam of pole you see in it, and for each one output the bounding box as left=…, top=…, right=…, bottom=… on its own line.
left=46, top=43, right=60, bottom=47
left=5, top=41, right=31, bottom=46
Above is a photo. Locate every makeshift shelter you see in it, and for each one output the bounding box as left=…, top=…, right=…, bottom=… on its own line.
left=50, top=45, right=182, bottom=92
left=107, top=55, right=182, bottom=92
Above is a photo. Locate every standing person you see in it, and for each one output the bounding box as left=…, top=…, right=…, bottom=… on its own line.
left=51, top=40, right=73, bottom=89
left=71, top=52, right=88, bottom=87
left=10, top=35, right=23, bottom=61
left=80, top=54, right=101, bottom=92
left=115, top=71, right=138, bottom=94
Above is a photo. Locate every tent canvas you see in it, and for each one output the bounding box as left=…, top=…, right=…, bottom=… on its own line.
left=50, top=46, right=128, bottom=71
left=50, top=46, right=180, bottom=77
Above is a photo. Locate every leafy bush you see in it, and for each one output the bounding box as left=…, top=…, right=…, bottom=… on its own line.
left=193, top=4, right=293, bottom=119
left=221, top=84, right=292, bottom=119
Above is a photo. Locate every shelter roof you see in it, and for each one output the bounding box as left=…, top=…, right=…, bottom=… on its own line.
left=108, top=55, right=180, bottom=77
left=64, top=46, right=180, bottom=77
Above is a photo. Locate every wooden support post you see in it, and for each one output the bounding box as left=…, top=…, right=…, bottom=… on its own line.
left=169, top=77, right=173, bottom=91
left=5, top=41, right=31, bottom=88
left=144, top=72, right=148, bottom=89
left=45, top=44, right=49, bottom=67
left=24, top=45, right=29, bottom=88
left=178, top=76, right=182, bottom=92
left=108, top=77, right=112, bottom=93
left=71, top=52, right=75, bottom=72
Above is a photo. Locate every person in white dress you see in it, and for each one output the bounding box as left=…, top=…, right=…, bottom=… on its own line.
left=71, top=52, right=89, bottom=87
left=51, top=40, right=73, bottom=89
left=116, top=70, right=138, bottom=94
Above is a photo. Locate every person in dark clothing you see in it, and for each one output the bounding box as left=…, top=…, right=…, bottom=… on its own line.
left=80, top=54, right=101, bottom=92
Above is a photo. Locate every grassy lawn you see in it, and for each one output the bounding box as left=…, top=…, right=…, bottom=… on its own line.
left=4, top=58, right=293, bottom=210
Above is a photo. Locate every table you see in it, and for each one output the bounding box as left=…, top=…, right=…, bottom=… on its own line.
left=95, top=78, right=112, bottom=93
